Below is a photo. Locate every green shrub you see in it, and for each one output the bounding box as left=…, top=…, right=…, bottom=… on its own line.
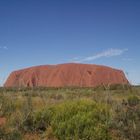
left=21, top=113, right=34, bottom=132
left=19, top=95, right=34, bottom=132
left=0, top=127, right=5, bottom=139
left=127, top=95, right=140, bottom=107
left=0, top=128, right=22, bottom=140
left=20, top=107, right=54, bottom=133
left=33, top=108, right=54, bottom=132
left=0, top=94, right=16, bottom=117
left=109, top=84, right=130, bottom=90
left=20, top=100, right=111, bottom=139
left=6, top=129, right=22, bottom=140
left=51, top=100, right=111, bottom=140
left=112, top=97, right=140, bottom=140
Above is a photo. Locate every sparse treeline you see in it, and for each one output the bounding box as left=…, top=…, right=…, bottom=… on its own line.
left=0, top=85, right=140, bottom=140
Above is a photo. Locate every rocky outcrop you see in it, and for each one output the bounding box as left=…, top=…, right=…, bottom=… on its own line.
left=4, top=63, right=129, bottom=87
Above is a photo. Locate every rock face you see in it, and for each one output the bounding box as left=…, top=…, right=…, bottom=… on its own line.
left=4, top=63, right=129, bottom=87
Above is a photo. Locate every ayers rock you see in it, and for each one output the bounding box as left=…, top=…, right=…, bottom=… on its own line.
left=4, top=63, right=129, bottom=87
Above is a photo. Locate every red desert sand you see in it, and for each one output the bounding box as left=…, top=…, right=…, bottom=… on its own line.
left=4, top=63, right=129, bottom=87
left=0, top=117, right=6, bottom=126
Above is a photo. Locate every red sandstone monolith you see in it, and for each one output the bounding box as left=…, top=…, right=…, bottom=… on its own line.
left=4, top=63, right=129, bottom=87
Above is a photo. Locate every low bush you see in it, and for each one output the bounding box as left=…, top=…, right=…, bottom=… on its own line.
left=51, top=100, right=111, bottom=140
left=112, top=97, right=140, bottom=140
left=19, top=100, right=111, bottom=139
left=0, top=94, right=16, bottom=117
left=0, top=128, right=22, bottom=140
left=33, top=107, right=53, bottom=132
left=127, top=95, right=140, bottom=107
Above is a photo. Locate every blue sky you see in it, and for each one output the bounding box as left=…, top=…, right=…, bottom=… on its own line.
left=0, top=0, right=140, bottom=85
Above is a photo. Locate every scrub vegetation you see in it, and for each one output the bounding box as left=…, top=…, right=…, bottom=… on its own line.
left=0, top=85, right=140, bottom=140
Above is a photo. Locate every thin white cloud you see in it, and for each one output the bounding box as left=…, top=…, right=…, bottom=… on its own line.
left=0, top=46, right=8, bottom=50
left=72, top=48, right=128, bottom=63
